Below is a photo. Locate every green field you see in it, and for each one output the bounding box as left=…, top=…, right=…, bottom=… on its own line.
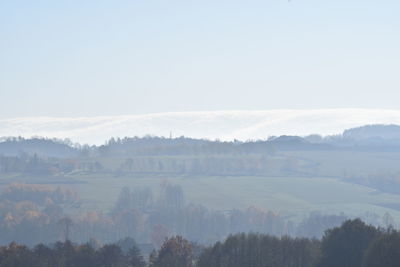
left=68, top=174, right=400, bottom=221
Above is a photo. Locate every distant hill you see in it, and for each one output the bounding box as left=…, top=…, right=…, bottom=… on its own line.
left=343, top=124, right=400, bottom=140
left=268, top=135, right=332, bottom=151
left=0, top=138, right=78, bottom=158
left=2, top=109, right=400, bottom=145
left=2, top=124, right=400, bottom=158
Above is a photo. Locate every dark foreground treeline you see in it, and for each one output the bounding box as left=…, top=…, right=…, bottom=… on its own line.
left=0, top=239, right=146, bottom=267
left=1, top=219, right=400, bottom=267
left=197, top=219, right=400, bottom=267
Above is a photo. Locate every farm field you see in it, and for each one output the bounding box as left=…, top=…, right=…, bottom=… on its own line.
left=69, top=174, right=400, bottom=221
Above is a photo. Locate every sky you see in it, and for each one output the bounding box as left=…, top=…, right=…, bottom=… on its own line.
left=1, top=0, right=400, bottom=118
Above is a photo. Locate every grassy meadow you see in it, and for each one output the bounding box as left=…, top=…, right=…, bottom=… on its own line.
left=68, top=173, right=400, bottom=221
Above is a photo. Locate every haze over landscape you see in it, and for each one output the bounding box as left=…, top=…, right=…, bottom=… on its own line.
left=2, top=0, right=400, bottom=266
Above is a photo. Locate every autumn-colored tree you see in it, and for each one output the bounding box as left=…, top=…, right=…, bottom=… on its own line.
left=151, top=236, right=194, bottom=267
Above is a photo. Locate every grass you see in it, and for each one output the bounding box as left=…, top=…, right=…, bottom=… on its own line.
left=3, top=149, right=400, bottom=222
left=69, top=174, right=400, bottom=221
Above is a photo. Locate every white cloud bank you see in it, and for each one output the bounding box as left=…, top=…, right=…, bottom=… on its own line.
left=1, top=109, right=400, bottom=145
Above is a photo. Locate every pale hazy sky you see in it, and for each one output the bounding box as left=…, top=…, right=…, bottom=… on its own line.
left=1, top=0, right=399, bottom=117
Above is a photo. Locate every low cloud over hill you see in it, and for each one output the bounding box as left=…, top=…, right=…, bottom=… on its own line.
left=1, top=109, right=400, bottom=144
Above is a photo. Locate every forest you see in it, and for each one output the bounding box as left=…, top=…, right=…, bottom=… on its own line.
left=0, top=219, right=399, bottom=267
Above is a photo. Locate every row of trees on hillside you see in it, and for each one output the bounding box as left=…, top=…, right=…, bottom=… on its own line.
left=0, top=154, right=103, bottom=176
left=0, top=153, right=297, bottom=176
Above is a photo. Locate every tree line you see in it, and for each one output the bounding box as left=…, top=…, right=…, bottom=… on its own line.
left=0, top=182, right=393, bottom=247
left=0, top=239, right=145, bottom=267
left=1, top=219, right=400, bottom=267
left=196, top=219, right=400, bottom=267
